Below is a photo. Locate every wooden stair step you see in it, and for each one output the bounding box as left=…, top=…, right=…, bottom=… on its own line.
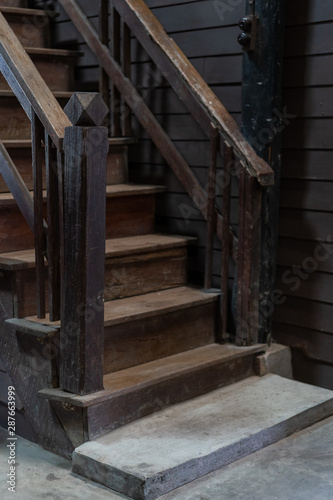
left=102, top=285, right=218, bottom=326
left=0, top=91, right=71, bottom=140
left=0, top=234, right=194, bottom=270
left=28, top=286, right=220, bottom=373
left=0, top=235, right=195, bottom=317
left=39, top=343, right=265, bottom=441
left=0, top=137, right=137, bottom=192
left=0, top=184, right=165, bottom=253
left=0, top=47, right=82, bottom=92
left=0, top=184, right=165, bottom=206
left=0, top=6, right=52, bottom=48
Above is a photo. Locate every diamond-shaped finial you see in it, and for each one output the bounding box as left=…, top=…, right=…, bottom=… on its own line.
left=64, top=92, right=109, bottom=126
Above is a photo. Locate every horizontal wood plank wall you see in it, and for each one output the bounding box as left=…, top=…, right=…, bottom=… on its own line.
left=51, top=0, right=245, bottom=286
left=273, top=0, right=333, bottom=389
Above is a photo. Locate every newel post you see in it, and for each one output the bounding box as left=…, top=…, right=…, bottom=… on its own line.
left=60, top=93, right=109, bottom=395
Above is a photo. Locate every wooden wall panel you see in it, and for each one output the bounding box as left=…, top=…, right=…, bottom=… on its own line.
left=274, top=0, right=333, bottom=387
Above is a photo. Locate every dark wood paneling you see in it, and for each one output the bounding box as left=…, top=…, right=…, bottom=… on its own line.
left=286, top=0, right=333, bottom=26
left=281, top=150, right=333, bottom=181
left=278, top=238, right=333, bottom=274
left=279, top=208, right=333, bottom=241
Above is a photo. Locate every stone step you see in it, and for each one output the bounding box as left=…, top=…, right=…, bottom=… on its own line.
left=0, top=47, right=82, bottom=92
left=71, top=374, right=333, bottom=500
left=0, top=234, right=194, bottom=317
left=38, top=343, right=264, bottom=443
left=0, top=137, right=134, bottom=193
left=0, top=6, right=52, bottom=48
left=0, top=183, right=165, bottom=253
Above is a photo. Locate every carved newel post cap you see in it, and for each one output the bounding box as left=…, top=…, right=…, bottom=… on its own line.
left=64, top=92, right=109, bottom=126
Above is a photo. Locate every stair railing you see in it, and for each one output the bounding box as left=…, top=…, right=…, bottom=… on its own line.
left=0, top=12, right=108, bottom=395
left=59, top=0, right=273, bottom=346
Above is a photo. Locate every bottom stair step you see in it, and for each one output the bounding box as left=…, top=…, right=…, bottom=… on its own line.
left=72, top=374, right=333, bottom=500
left=39, top=343, right=264, bottom=442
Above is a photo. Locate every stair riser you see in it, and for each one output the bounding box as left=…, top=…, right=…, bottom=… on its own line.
left=0, top=55, right=76, bottom=92
left=4, top=11, right=50, bottom=48
left=0, top=193, right=155, bottom=253
left=0, top=96, right=69, bottom=140
left=7, top=247, right=188, bottom=318
left=104, top=302, right=217, bottom=374
left=105, top=247, right=187, bottom=301
left=0, top=146, right=128, bottom=193
left=83, top=355, right=255, bottom=441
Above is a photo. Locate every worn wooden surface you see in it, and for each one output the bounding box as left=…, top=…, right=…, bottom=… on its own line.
left=0, top=235, right=193, bottom=317
left=0, top=48, right=81, bottom=92
left=242, top=0, right=286, bottom=343
left=40, top=344, right=263, bottom=440
left=0, top=92, right=70, bottom=141
left=61, top=93, right=109, bottom=395
left=104, top=246, right=188, bottom=300
left=104, top=302, right=217, bottom=373
left=0, top=12, right=71, bottom=147
left=57, top=0, right=236, bottom=248
left=0, top=141, right=129, bottom=192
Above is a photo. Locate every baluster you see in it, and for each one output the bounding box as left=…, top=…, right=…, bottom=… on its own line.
left=31, top=112, right=46, bottom=319
left=99, top=0, right=111, bottom=132
left=45, top=133, right=61, bottom=322
left=204, top=125, right=219, bottom=290
left=220, top=142, right=233, bottom=340
left=122, top=21, right=132, bottom=136
left=111, top=3, right=122, bottom=136
left=236, top=164, right=262, bottom=346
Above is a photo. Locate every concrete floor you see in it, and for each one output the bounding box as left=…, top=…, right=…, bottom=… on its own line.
left=1, top=416, right=333, bottom=500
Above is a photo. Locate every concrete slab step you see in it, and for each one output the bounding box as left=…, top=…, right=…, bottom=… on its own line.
left=72, top=374, right=333, bottom=500
left=159, top=416, right=333, bottom=500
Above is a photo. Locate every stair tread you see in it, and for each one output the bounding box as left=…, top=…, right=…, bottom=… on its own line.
left=103, top=286, right=219, bottom=326
left=39, top=343, right=265, bottom=407
left=0, top=183, right=165, bottom=206
left=72, top=374, right=333, bottom=499
left=2, top=137, right=137, bottom=148
left=0, top=234, right=195, bottom=269
left=28, top=286, right=219, bottom=328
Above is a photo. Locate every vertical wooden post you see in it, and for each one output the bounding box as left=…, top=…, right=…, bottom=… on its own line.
left=31, top=112, right=46, bottom=319
left=45, top=133, right=61, bottom=322
left=60, top=92, right=109, bottom=395
left=220, top=142, right=233, bottom=340
left=204, top=125, right=219, bottom=290
left=236, top=166, right=262, bottom=346
left=122, top=21, right=132, bottom=137
left=111, top=3, right=122, bottom=136
left=241, top=0, right=286, bottom=342
left=99, top=0, right=111, bottom=130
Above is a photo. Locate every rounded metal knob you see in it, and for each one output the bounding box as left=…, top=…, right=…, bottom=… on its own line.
left=239, top=17, right=253, bottom=33
left=238, top=33, right=251, bottom=47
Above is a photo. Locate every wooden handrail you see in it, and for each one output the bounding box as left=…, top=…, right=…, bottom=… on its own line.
left=112, top=0, right=274, bottom=186
left=0, top=12, right=71, bottom=148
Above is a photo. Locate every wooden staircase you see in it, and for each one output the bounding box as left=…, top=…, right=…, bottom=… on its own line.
left=0, top=0, right=265, bottom=456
